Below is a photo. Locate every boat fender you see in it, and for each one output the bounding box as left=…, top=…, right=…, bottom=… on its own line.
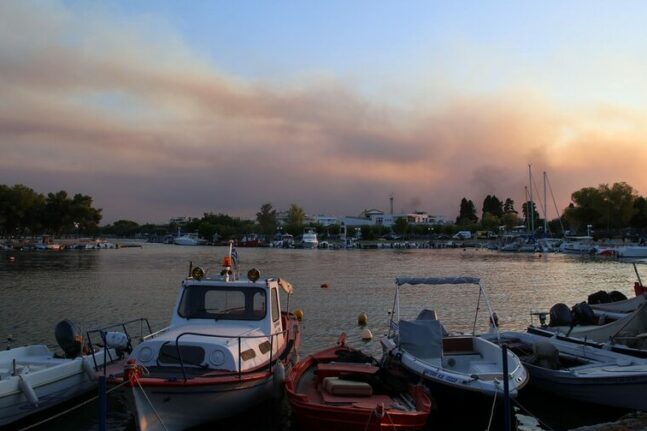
left=104, top=332, right=130, bottom=351
left=272, top=362, right=285, bottom=398
left=124, top=359, right=142, bottom=386
left=82, top=358, right=97, bottom=380
left=18, top=376, right=39, bottom=407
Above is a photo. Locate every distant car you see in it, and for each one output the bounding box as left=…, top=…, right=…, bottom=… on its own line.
left=452, top=231, right=472, bottom=240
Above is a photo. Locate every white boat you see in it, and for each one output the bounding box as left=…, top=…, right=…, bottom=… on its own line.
left=482, top=331, right=647, bottom=410
left=381, top=276, right=528, bottom=405
left=173, top=233, right=206, bottom=246
left=0, top=322, right=114, bottom=427
left=616, top=246, right=647, bottom=258
left=108, top=251, right=302, bottom=431
left=531, top=301, right=647, bottom=354
left=300, top=228, right=318, bottom=249
left=560, top=236, right=595, bottom=254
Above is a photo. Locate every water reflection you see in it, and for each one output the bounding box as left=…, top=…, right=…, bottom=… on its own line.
left=0, top=246, right=643, bottom=430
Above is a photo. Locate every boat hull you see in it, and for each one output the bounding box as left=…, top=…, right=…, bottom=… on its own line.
left=525, top=363, right=647, bottom=411
left=127, top=373, right=278, bottom=431
left=286, top=345, right=431, bottom=431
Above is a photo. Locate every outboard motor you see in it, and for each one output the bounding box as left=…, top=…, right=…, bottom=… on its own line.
left=608, top=290, right=628, bottom=302
left=587, top=290, right=611, bottom=304
left=55, top=319, right=84, bottom=358
left=549, top=303, right=573, bottom=327
left=572, top=302, right=596, bottom=325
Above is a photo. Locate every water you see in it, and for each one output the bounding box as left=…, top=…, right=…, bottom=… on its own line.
left=0, top=245, right=643, bottom=430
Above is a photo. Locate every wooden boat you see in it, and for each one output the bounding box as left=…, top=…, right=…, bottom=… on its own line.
left=381, top=277, right=528, bottom=406
left=106, top=249, right=301, bottom=431
left=0, top=321, right=114, bottom=427
left=482, top=331, right=647, bottom=411
left=285, top=336, right=431, bottom=431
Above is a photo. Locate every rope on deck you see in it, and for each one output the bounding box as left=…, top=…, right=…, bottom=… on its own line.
left=18, top=379, right=130, bottom=431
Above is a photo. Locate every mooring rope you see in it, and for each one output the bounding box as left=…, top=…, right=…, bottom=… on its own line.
left=513, top=398, right=555, bottom=431
left=18, top=379, right=130, bottom=431
left=135, top=378, right=169, bottom=431
left=485, top=388, right=498, bottom=431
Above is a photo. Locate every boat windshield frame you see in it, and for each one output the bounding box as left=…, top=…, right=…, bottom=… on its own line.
left=177, top=284, right=267, bottom=321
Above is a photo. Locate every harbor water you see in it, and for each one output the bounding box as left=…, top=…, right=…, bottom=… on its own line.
left=1, top=245, right=644, bottom=430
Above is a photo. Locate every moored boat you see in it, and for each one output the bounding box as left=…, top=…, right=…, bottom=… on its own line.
left=381, top=277, right=528, bottom=407
left=107, top=249, right=302, bottom=431
left=285, top=335, right=431, bottom=431
left=0, top=320, right=115, bottom=427
left=482, top=330, right=647, bottom=411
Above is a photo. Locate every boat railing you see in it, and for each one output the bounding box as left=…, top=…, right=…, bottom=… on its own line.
left=173, top=329, right=289, bottom=382
left=86, top=318, right=154, bottom=374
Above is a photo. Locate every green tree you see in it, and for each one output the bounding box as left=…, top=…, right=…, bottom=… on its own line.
left=70, top=193, right=102, bottom=234
left=481, top=212, right=501, bottom=230
left=456, top=198, right=478, bottom=225
left=0, top=184, right=45, bottom=235
left=392, top=217, right=410, bottom=236
left=285, top=204, right=306, bottom=235
left=256, top=203, right=277, bottom=238
left=503, top=198, right=517, bottom=214
left=482, top=195, right=503, bottom=219
left=522, top=201, right=540, bottom=229
left=105, top=220, right=139, bottom=237
left=501, top=212, right=521, bottom=230
left=631, top=197, right=647, bottom=228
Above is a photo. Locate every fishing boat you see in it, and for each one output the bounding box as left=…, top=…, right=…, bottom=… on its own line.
left=0, top=321, right=114, bottom=427
left=482, top=330, right=647, bottom=411
left=285, top=334, right=431, bottom=431
left=107, top=248, right=302, bottom=431
left=173, top=232, right=206, bottom=246
left=381, top=277, right=528, bottom=408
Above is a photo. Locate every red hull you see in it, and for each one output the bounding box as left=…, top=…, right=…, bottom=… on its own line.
left=286, top=345, right=431, bottom=431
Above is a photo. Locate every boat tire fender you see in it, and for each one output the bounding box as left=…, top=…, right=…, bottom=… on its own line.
left=19, top=376, right=39, bottom=407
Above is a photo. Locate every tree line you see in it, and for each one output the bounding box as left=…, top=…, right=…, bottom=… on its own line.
left=455, top=181, right=647, bottom=237
left=0, top=184, right=101, bottom=236
left=4, top=181, right=647, bottom=240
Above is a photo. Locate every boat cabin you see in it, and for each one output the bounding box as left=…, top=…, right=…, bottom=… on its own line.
left=129, top=270, right=290, bottom=374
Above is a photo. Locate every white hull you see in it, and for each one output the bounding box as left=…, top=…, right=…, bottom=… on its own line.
left=0, top=346, right=109, bottom=427
left=129, top=376, right=276, bottom=431
left=617, top=246, right=647, bottom=258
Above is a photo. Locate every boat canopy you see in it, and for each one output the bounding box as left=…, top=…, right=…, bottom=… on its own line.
left=395, top=276, right=480, bottom=286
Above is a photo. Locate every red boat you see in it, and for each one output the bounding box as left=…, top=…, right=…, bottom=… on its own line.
left=285, top=336, right=432, bottom=431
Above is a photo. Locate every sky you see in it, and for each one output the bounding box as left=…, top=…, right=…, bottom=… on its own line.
left=2, top=1, right=647, bottom=224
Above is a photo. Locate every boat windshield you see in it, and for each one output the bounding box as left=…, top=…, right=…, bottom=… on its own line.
left=178, top=285, right=267, bottom=320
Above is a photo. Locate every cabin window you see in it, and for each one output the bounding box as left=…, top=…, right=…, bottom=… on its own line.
left=178, top=285, right=266, bottom=320
left=271, top=288, right=280, bottom=322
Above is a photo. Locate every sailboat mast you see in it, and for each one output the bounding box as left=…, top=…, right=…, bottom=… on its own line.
left=543, top=171, right=548, bottom=235
left=528, top=165, right=535, bottom=234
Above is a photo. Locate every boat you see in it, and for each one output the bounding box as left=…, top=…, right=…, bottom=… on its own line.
left=560, top=236, right=595, bottom=254
left=616, top=246, right=647, bottom=258
left=107, top=249, right=302, bottom=431
left=300, top=228, right=319, bottom=249
left=0, top=320, right=115, bottom=427
left=529, top=301, right=647, bottom=355
left=381, top=276, right=528, bottom=407
left=173, top=232, right=206, bottom=246
left=481, top=330, right=647, bottom=411
left=285, top=334, right=431, bottom=431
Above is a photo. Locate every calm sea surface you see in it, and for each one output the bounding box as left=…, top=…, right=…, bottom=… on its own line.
left=1, top=245, right=643, bottom=430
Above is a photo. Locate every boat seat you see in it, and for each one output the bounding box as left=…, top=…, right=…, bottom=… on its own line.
left=315, top=362, right=379, bottom=382
left=322, top=377, right=373, bottom=397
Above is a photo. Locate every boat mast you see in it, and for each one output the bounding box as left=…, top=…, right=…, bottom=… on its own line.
left=528, top=164, right=535, bottom=235
left=543, top=171, right=548, bottom=235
